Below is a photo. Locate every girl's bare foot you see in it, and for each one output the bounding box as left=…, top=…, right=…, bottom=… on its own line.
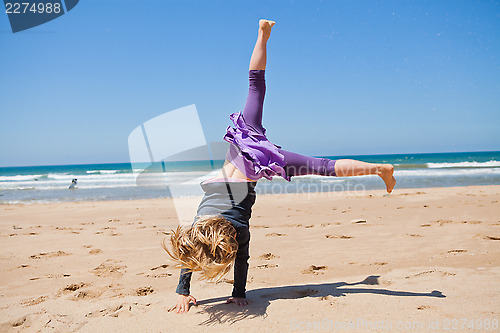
left=225, top=296, right=249, bottom=306
left=378, top=164, right=396, bottom=193
left=259, top=19, right=275, bottom=38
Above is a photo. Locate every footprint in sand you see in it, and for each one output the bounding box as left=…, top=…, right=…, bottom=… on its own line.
left=137, top=272, right=172, bottom=278
left=319, top=295, right=337, bottom=306
left=431, top=219, right=454, bottom=226
left=484, top=235, right=500, bottom=241
left=135, top=286, right=154, bottom=296
left=100, top=227, right=121, bottom=236
left=370, top=262, right=388, bottom=266
left=256, top=264, right=278, bottom=269
left=461, top=220, right=482, bottom=224
left=86, top=301, right=152, bottom=318
left=265, top=233, right=286, bottom=237
left=405, top=270, right=435, bottom=279
left=70, top=284, right=124, bottom=301
left=29, top=273, right=71, bottom=280
left=320, top=222, right=338, bottom=227
left=51, top=282, right=87, bottom=297
left=405, top=270, right=456, bottom=279
left=302, top=265, right=327, bottom=275
left=447, top=249, right=467, bottom=254
left=71, top=289, right=104, bottom=300
left=137, top=264, right=172, bottom=278
left=21, top=295, right=47, bottom=307
left=251, top=225, right=270, bottom=229
left=80, top=222, right=95, bottom=226
left=417, top=305, right=432, bottom=310
left=89, top=249, right=103, bottom=255
left=1, top=315, right=33, bottom=330
left=136, top=264, right=172, bottom=278
left=258, top=253, right=278, bottom=260
left=29, top=251, right=71, bottom=259
left=63, top=282, right=87, bottom=292
left=325, top=234, right=353, bottom=239
left=92, top=259, right=126, bottom=277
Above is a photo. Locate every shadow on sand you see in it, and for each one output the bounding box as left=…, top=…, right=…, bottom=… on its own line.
left=195, top=275, right=445, bottom=325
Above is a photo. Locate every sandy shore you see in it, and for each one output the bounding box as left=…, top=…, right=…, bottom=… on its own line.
left=1, top=185, right=499, bottom=332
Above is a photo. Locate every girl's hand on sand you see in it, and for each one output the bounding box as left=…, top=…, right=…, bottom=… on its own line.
left=225, top=297, right=248, bottom=306
left=168, top=294, right=197, bottom=314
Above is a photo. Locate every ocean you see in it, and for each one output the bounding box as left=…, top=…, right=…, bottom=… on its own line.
left=1, top=151, right=499, bottom=204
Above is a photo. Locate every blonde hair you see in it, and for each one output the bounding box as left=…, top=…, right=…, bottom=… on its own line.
left=162, top=215, right=238, bottom=281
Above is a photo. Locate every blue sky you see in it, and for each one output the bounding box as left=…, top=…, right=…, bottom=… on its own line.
left=1, top=0, right=499, bottom=167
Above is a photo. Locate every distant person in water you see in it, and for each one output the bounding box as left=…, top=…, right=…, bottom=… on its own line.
left=163, top=19, right=396, bottom=314
left=68, top=179, right=77, bottom=189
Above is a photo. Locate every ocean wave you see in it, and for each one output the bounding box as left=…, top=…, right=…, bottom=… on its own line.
left=0, top=174, right=43, bottom=181
left=396, top=167, right=500, bottom=177
left=427, top=160, right=500, bottom=168
left=47, top=173, right=72, bottom=180
left=86, top=170, right=120, bottom=174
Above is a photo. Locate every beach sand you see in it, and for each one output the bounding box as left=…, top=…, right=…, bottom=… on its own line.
left=1, top=185, right=499, bottom=332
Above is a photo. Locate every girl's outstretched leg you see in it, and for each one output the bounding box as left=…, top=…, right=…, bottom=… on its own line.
left=217, top=20, right=275, bottom=181
left=280, top=150, right=396, bottom=193
left=241, top=19, right=275, bottom=134
left=334, top=159, right=396, bottom=193
left=249, top=19, right=275, bottom=71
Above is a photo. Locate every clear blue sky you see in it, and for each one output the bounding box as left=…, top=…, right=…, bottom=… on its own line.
left=1, top=0, right=499, bottom=167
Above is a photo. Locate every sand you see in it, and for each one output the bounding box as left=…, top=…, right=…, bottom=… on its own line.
left=0, top=185, right=499, bottom=332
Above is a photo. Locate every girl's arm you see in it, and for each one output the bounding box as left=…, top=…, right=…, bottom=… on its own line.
left=169, top=269, right=196, bottom=314
left=175, top=268, right=192, bottom=295
left=228, top=227, right=250, bottom=302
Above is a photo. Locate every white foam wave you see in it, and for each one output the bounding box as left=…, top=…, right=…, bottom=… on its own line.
left=0, top=175, right=43, bottom=181
left=86, top=170, right=121, bottom=174
left=427, top=161, right=500, bottom=168
left=100, top=170, right=119, bottom=174
left=396, top=168, right=500, bottom=177
left=47, top=173, right=72, bottom=180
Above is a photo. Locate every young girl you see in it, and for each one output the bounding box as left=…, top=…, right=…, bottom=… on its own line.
left=164, top=19, right=396, bottom=314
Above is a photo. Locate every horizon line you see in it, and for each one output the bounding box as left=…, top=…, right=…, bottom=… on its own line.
left=1, top=150, right=499, bottom=168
